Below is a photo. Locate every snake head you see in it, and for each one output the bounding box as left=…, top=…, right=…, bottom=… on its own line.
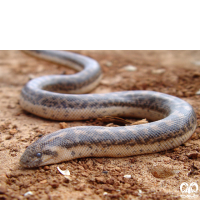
left=20, top=140, right=58, bottom=168
left=20, top=143, right=43, bottom=168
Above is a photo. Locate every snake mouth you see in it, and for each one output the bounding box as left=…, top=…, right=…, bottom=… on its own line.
left=20, top=160, right=40, bottom=168
left=20, top=153, right=57, bottom=168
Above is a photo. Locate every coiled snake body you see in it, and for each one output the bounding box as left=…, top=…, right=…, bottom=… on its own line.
left=20, top=50, right=197, bottom=168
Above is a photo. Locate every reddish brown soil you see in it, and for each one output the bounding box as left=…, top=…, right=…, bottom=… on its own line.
left=0, top=51, right=200, bottom=200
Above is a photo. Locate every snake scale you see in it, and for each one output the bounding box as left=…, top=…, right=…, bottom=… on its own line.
left=20, top=50, right=197, bottom=168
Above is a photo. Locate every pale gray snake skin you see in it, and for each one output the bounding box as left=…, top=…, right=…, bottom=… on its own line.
left=20, top=50, right=197, bottom=168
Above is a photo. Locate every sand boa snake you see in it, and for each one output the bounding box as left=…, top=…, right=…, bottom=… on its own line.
left=20, top=50, right=197, bottom=168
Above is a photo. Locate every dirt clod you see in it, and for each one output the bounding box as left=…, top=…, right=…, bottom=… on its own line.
left=49, top=180, right=59, bottom=188
left=95, top=177, right=106, bottom=184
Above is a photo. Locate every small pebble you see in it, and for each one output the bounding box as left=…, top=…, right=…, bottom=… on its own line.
left=9, top=129, right=17, bottom=135
left=115, top=167, right=121, bottom=172
left=152, top=68, right=166, bottom=74
left=50, top=180, right=59, bottom=188
left=105, top=61, right=112, bottom=67
left=59, top=122, right=68, bottom=129
left=5, top=135, right=12, bottom=140
left=44, top=166, right=50, bottom=170
left=40, top=180, right=47, bottom=184
left=196, top=89, right=200, bottom=95
left=24, top=191, right=33, bottom=196
left=75, top=183, right=85, bottom=191
left=12, top=125, right=18, bottom=129
left=102, top=171, right=108, bottom=174
left=187, top=153, right=200, bottom=159
left=130, top=158, right=135, bottom=163
left=88, top=177, right=95, bottom=182
left=63, top=177, right=70, bottom=183
left=106, top=178, right=114, bottom=185
left=123, top=65, right=137, bottom=72
left=81, top=172, right=89, bottom=177
left=95, top=177, right=106, bottom=184
left=124, top=175, right=131, bottom=179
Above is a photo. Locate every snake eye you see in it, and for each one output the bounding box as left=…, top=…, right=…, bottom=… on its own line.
left=36, top=152, right=42, bottom=158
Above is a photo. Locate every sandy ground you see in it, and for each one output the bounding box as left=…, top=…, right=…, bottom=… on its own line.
left=0, top=50, right=200, bottom=200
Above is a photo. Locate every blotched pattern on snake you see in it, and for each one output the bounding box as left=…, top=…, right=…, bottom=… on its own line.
left=19, top=50, right=197, bottom=168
